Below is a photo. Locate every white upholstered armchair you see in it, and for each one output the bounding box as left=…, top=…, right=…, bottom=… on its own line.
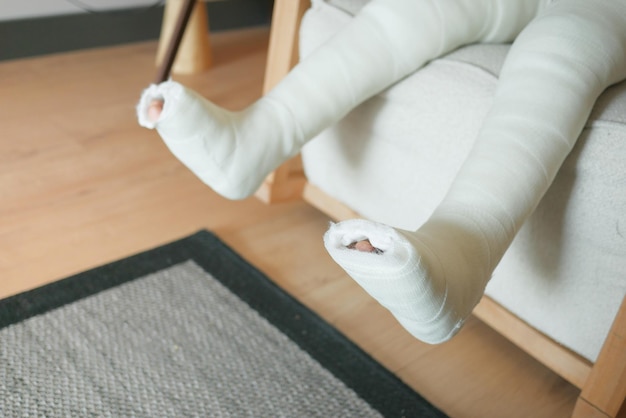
left=258, top=1, right=626, bottom=417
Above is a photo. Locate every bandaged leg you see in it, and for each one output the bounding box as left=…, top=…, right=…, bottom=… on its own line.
left=137, top=0, right=543, bottom=199
left=325, top=0, right=626, bottom=344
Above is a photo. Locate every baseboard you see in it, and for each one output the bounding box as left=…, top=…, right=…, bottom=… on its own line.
left=0, top=0, right=273, bottom=61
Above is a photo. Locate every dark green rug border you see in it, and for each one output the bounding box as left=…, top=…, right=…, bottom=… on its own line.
left=0, top=0, right=273, bottom=62
left=0, top=230, right=447, bottom=418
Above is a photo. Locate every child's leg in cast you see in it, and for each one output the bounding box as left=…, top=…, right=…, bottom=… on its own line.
left=137, top=0, right=544, bottom=199
left=325, top=0, right=626, bottom=343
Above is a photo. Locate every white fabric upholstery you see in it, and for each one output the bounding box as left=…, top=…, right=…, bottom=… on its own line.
left=300, top=0, right=626, bottom=361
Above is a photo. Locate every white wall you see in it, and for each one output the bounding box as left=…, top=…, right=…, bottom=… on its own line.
left=0, top=0, right=165, bottom=21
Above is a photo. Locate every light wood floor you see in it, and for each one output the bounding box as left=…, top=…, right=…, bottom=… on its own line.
left=0, top=26, right=593, bottom=418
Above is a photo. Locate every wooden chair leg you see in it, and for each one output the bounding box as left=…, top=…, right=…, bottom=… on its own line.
left=255, top=0, right=311, bottom=204
left=155, top=0, right=212, bottom=83
left=573, top=296, right=626, bottom=418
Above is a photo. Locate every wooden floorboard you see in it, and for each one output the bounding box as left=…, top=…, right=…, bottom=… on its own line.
left=0, top=26, right=588, bottom=417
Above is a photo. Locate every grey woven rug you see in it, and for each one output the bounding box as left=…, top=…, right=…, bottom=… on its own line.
left=0, top=231, right=447, bottom=418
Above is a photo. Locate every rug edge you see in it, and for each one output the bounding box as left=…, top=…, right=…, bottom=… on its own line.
left=185, top=231, right=448, bottom=418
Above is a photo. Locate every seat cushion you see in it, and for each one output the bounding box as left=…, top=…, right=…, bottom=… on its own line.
left=300, top=0, right=626, bottom=361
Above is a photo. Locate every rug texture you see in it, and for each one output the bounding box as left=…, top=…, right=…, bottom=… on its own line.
left=0, top=231, right=447, bottom=417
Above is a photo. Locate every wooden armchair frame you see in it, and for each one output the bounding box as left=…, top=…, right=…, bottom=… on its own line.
left=258, top=1, right=626, bottom=417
